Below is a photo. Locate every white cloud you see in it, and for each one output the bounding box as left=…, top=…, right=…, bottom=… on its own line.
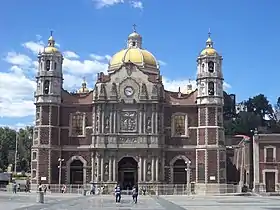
left=94, top=0, right=124, bottom=8
left=158, top=60, right=167, bottom=66
left=22, top=41, right=44, bottom=54
left=90, top=54, right=111, bottom=61
left=4, top=52, right=32, bottom=67
left=163, top=77, right=231, bottom=92
left=130, top=1, right=143, bottom=9
left=63, top=51, right=80, bottom=59
left=93, top=0, right=143, bottom=9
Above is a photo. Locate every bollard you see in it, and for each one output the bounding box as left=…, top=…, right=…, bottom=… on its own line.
left=83, top=189, right=87, bottom=196
left=38, top=191, right=44, bottom=203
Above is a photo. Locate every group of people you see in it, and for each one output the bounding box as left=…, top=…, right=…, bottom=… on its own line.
left=115, top=184, right=138, bottom=204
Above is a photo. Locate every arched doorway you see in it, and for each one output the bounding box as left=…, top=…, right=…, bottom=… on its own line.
left=173, top=159, right=187, bottom=184
left=118, top=157, right=138, bottom=190
left=70, top=160, right=83, bottom=184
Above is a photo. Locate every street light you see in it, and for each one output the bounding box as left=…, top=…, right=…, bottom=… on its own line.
left=58, top=158, right=64, bottom=190
left=185, top=160, right=191, bottom=195
left=14, top=131, right=18, bottom=174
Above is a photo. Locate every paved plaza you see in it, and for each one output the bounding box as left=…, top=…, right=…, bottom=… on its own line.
left=1, top=192, right=280, bottom=210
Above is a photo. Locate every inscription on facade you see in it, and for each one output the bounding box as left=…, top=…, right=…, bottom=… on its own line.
left=120, top=111, right=137, bottom=132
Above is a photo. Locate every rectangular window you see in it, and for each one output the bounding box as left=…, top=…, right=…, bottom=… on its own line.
left=32, top=151, right=37, bottom=160
left=174, top=115, right=186, bottom=136
left=32, top=170, right=37, bottom=179
left=266, top=147, right=274, bottom=162
left=198, top=163, right=205, bottom=182
left=71, top=113, right=85, bottom=136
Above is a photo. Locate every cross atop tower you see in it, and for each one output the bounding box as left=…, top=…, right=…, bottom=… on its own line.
left=133, top=24, right=137, bottom=32
left=208, top=28, right=211, bottom=38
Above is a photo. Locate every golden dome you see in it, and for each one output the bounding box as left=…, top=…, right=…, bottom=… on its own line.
left=43, top=33, right=60, bottom=54
left=200, top=32, right=218, bottom=56
left=200, top=48, right=217, bottom=56
left=109, top=48, right=158, bottom=70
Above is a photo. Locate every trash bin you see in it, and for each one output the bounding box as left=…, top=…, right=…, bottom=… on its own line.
left=83, top=190, right=87, bottom=196
left=38, top=191, right=44, bottom=203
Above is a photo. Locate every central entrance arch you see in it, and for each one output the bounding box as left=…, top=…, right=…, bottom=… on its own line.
left=118, top=157, right=138, bottom=190
left=70, top=160, right=83, bottom=184
left=173, top=159, right=187, bottom=184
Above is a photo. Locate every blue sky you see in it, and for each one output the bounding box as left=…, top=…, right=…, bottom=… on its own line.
left=0, top=0, right=279, bottom=128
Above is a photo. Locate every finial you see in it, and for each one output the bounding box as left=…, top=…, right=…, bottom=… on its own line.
left=208, top=28, right=211, bottom=38
left=50, top=30, right=53, bottom=36
left=133, top=24, right=137, bottom=32
left=82, top=76, right=86, bottom=83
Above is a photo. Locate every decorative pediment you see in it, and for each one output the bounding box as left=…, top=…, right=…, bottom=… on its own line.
left=140, top=83, right=148, bottom=99
left=110, top=82, right=118, bottom=100
left=151, top=84, right=159, bottom=99
left=99, top=84, right=107, bottom=99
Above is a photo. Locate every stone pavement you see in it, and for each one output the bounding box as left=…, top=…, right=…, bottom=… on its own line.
left=1, top=192, right=280, bottom=209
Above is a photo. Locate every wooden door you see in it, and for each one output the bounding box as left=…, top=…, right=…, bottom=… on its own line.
left=265, top=172, right=275, bottom=192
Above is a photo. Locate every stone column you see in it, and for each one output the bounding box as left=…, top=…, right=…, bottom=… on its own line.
left=151, top=157, right=155, bottom=181
left=109, top=157, right=112, bottom=181
left=138, top=156, right=142, bottom=182
left=139, top=109, right=142, bottom=133
left=113, top=157, right=116, bottom=182
left=143, top=105, right=146, bottom=134
left=100, top=156, right=104, bottom=182
left=161, top=155, right=165, bottom=181
left=143, top=158, right=146, bottom=182
left=155, top=111, right=158, bottom=134
left=101, top=105, right=105, bottom=133
left=155, top=157, right=159, bottom=182
left=91, top=153, right=95, bottom=182
left=113, top=107, right=117, bottom=133
left=151, top=106, right=155, bottom=134
left=109, top=109, right=113, bottom=133
left=96, top=154, right=100, bottom=182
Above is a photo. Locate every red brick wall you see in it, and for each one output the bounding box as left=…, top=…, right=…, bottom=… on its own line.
left=38, top=149, right=50, bottom=184
left=207, top=107, right=216, bottom=126
left=197, top=150, right=205, bottom=183
left=198, top=128, right=205, bottom=145
left=199, top=107, right=206, bottom=126
left=207, top=150, right=217, bottom=183
left=208, top=128, right=217, bottom=145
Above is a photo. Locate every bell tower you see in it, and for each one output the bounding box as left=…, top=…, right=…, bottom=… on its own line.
left=32, top=31, right=63, bottom=185
left=195, top=31, right=226, bottom=191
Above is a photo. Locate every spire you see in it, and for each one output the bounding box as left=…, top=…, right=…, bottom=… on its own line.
left=77, top=77, right=89, bottom=94
left=133, top=24, right=137, bottom=32
left=48, top=30, right=55, bottom=47
left=206, top=28, right=213, bottom=48
left=187, top=79, right=193, bottom=93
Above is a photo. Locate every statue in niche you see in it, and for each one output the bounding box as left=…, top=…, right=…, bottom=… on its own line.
left=105, top=163, right=109, bottom=174
left=105, top=116, right=110, bottom=132
left=94, top=162, right=97, bottom=176
left=146, top=117, right=151, bottom=133
left=141, top=83, right=147, bottom=96
left=147, top=163, right=151, bottom=175
left=111, top=83, right=117, bottom=96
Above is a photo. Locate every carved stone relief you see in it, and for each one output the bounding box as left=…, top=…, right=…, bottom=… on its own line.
left=147, top=163, right=151, bottom=175
left=120, top=111, right=137, bottom=132
left=119, top=137, right=138, bottom=144
left=104, top=163, right=109, bottom=174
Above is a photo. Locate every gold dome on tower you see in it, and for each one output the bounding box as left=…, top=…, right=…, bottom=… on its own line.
left=43, top=31, right=60, bottom=54
left=200, top=31, right=218, bottom=56
left=108, top=25, right=159, bottom=73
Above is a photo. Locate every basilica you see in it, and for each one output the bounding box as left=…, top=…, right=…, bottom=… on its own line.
left=31, top=27, right=227, bottom=194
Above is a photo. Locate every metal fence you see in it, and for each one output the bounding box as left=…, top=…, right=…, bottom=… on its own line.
left=1, top=183, right=239, bottom=195
left=20, top=183, right=238, bottom=195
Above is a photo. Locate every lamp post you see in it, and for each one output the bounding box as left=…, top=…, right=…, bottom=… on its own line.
left=185, top=160, right=191, bottom=195
left=14, top=132, right=18, bottom=174
left=58, top=158, right=64, bottom=190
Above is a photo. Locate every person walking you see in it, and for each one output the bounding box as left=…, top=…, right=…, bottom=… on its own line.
left=114, top=184, right=121, bottom=203
left=132, top=185, right=138, bottom=204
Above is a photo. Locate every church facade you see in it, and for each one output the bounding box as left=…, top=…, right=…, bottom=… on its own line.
left=31, top=28, right=227, bottom=193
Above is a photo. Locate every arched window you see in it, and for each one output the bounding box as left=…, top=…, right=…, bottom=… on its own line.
left=132, top=41, right=136, bottom=46
left=202, top=63, right=205, bottom=71
left=208, top=81, right=214, bottom=95
left=54, top=62, right=57, bottom=70
left=208, top=61, right=214, bottom=73
left=43, top=80, right=50, bottom=94
left=46, top=60, right=50, bottom=71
